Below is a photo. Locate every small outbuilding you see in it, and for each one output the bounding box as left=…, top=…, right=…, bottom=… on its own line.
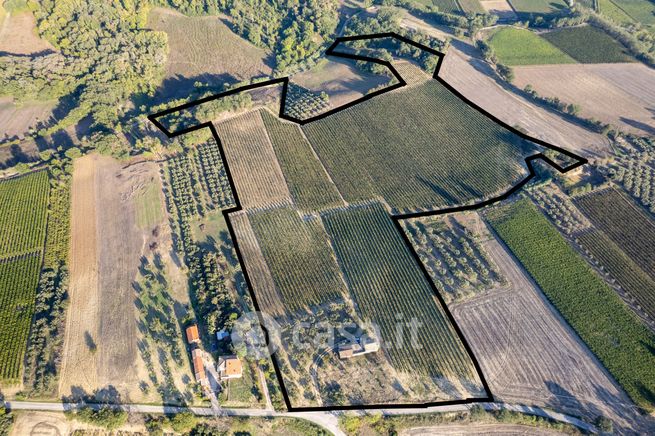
left=218, top=355, right=243, bottom=380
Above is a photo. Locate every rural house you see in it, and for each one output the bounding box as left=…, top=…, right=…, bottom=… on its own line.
left=191, top=348, right=208, bottom=387
left=186, top=325, right=200, bottom=344
left=338, top=336, right=380, bottom=360
left=217, top=355, right=243, bottom=380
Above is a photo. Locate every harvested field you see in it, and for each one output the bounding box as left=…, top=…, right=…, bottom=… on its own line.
left=214, top=110, right=291, bottom=210
left=60, top=155, right=183, bottom=403
left=0, top=97, right=56, bottom=141
left=439, top=44, right=610, bottom=157
left=574, top=187, right=655, bottom=279
left=292, top=58, right=390, bottom=110
left=479, top=0, right=518, bottom=20
left=513, top=63, right=655, bottom=135
left=450, top=211, right=652, bottom=433
left=302, top=79, right=535, bottom=213
left=147, top=7, right=272, bottom=99
left=487, top=198, right=655, bottom=412
left=0, top=11, right=55, bottom=55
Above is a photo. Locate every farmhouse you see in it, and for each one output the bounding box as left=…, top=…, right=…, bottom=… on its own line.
left=218, top=355, right=243, bottom=380
left=191, top=348, right=208, bottom=387
left=186, top=325, right=200, bottom=344
left=338, top=336, right=380, bottom=360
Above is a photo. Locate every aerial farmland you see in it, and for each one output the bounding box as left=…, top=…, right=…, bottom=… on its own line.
left=1, top=1, right=655, bottom=434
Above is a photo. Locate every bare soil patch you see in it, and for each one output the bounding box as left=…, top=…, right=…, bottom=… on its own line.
left=0, top=97, right=56, bottom=141
left=0, top=11, right=55, bottom=55
left=449, top=211, right=653, bottom=433
left=439, top=45, right=610, bottom=158
left=479, top=0, right=518, bottom=20
left=404, top=423, right=566, bottom=435
left=60, top=155, right=192, bottom=403
left=293, top=58, right=390, bottom=109
left=513, top=63, right=655, bottom=136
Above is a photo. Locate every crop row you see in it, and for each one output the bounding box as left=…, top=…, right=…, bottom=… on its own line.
left=260, top=109, right=343, bottom=211
left=0, top=171, right=49, bottom=258
left=248, top=206, right=345, bottom=312
left=322, top=202, right=479, bottom=382
left=574, top=188, right=655, bottom=281
left=0, top=254, right=42, bottom=383
left=487, top=198, right=655, bottom=411
left=302, top=80, right=530, bottom=213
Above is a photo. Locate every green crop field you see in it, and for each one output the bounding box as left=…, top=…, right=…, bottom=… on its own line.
left=135, top=180, right=164, bottom=229
left=508, top=0, right=568, bottom=14
left=487, top=28, right=576, bottom=66
left=302, top=80, right=535, bottom=213
left=0, top=254, right=42, bottom=383
left=322, top=202, right=480, bottom=382
left=578, top=229, right=655, bottom=322
left=248, top=206, right=346, bottom=312
left=606, top=0, right=655, bottom=26
left=599, top=0, right=636, bottom=24
left=0, top=171, right=49, bottom=258
left=260, top=110, right=343, bottom=211
left=487, top=198, right=655, bottom=411
left=458, top=0, right=485, bottom=13
left=575, top=188, right=655, bottom=281
left=541, top=26, right=635, bottom=63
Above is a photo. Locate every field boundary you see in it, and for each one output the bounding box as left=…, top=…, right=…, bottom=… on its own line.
left=148, top=32, right=587, bottom=412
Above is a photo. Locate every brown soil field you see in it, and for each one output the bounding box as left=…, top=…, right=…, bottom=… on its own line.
left=214, top=110, right=292, bottom=210
left=479, top=0, right=518, bottom=20
left=0, top=11, right=55, bottom=55
left=449, top=211, right=654, bottom=433
left=0, top=97, right=56, bottom=142
left=147, top=7, right=272, bottom=97
left=9, top=411, right=146, bottom=436
left=293, top=58, right=390, bottom=109
left=439, top=44, right=610, bottom=158
left=404, top=423, right=566, bottom=435
left=514, top=63, right=655, bottom=136
left=60, top=155, right=192, bottom=403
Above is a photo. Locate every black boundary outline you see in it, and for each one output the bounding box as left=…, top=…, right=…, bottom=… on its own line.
left=148, top=32, right=587, bottom=412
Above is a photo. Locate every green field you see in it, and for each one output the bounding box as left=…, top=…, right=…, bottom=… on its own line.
left=260, top=109, right=343, bottom=211
left=599, top=0, right=637, bottom=24
left=322, top=203, right=481, bottom=382
left=0, top=171, right=49, bottom=258
left=578, top=229, right=655, bottom=322
left=248, top=206, right=346, bottom=312
left=541, top=26, right=635, bottom=63
left=302, top=80, right=535, bottom=213
left=574, top=188, right=655, bottom=281
left=458, top=0, right=486, bottom=13
left=605, top=0, right=655, bottom=26
left=508, top=0, right=569, bottom=14
left=488, top=199, right=655, bottom=411
left=487, top=28, right=576, bottom=66
left=135, top=180, right=164, bottom=229
left=0, top=254, right=42, bottom=383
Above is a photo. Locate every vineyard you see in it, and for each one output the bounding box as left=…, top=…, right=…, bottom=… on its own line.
left=215, top=111, right=291, bottom=210
left=541, top=26, right=635, bottom=64
left=574, top=188, right=655, bottom=280
left=248, top=206, right=346, bottom=312
left=0, top=254, right=42, bottom=383
left=487, top=199, right=655, bottom=411
left=404, top=216, right=505, bottom=304
left=302, top=80, right=532, bottom=213
left=0, top=171, right=49, bottom=257
left=322, top=202, right=482, bottom=387
left=260, top=109, right=343, bottom=211
left=577, top=229, right=655, bottom=323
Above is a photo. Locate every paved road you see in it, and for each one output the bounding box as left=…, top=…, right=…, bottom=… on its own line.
left=5, top=400, right=596, bottom=435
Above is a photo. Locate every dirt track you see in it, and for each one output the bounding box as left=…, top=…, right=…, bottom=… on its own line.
left=404, top=423, right=565, bottom=435
left=514, top=63, right=655, bottom=136
left=450, top=212, right=655, bottom=434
